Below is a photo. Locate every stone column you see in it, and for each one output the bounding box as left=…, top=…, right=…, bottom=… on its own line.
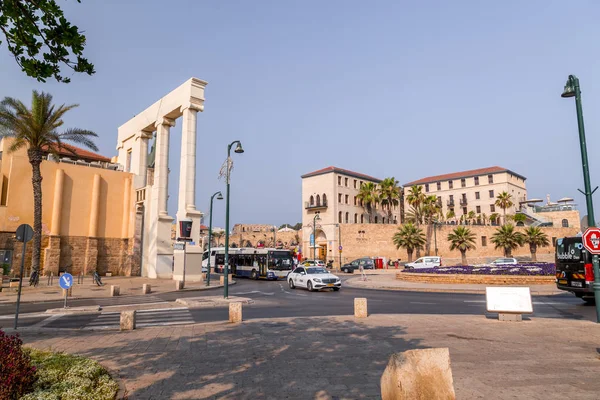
left=154, top=118, right=175, bottom=216
left=121, top=177, right=131, bottom=238
left=84, top=237, right=98, bottom=275
left=88, top=174, right=101, bottom=237
left=50, top=169, right=64, bottom=236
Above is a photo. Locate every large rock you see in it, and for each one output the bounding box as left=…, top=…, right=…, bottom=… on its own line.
left=380, top=348, right=455, bottom=400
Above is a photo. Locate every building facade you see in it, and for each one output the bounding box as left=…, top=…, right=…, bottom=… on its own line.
left=301, top=166, right=401, bottom=261
left=404, top=166, right=527, bottom=224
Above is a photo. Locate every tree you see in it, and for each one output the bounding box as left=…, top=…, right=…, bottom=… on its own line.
left=421, top=195, right=441, bottom=255
left=379, top=177, right=402, bottom=223
left=467, top=210, right=476, bottom=225
left=292, top=222, right=302, bottom=230
left=491, top=224, right=524, bottom=257
left=446, top=209, right=456, bottom=223
left=0, top=0, right=95, bottom=83
left=513, top=213, right=527, bottom=226
left=0, top=91, right=98, bottom=277
left=392, top=223, right=425, bottom=262
left=522, top=227, right=550, bottom=262
left=447, top=226, right=476, bottom=265
left=356, top=182, right=379, bottom=222
left=481, top=213, right=487, bottom=226
left=489, top=213, right=500, bottom=226
left=495, top=192, right=514, bottom=225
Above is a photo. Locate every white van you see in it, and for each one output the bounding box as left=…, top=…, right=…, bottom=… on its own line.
left=404, top=256, right=442, bottom=270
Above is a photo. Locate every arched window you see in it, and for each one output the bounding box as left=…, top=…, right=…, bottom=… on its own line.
left=310, top=196, right=314, bottom=206
left=562, top=219, right=569, bottom=228
left=316, top=194, right=321, bottom=206
left=345, top=212, right=349, bottom=223
left=322, top=194, right=327, bottom=205
left=375, top=216, right=378, bottom=224
left=354, top=214, right=358, bottom=223
left=361, top=215, right=364, bottom=224
left=382, top=217, right=386, bottom=224
left=339, top=212, right=342, bottom=223
left=394, top=216, right=398, bottom=224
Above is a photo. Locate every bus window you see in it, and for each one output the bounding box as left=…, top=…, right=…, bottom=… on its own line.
left=202, top=251, right=209, bottom=261
left=216, top=254, right=225, bottom=265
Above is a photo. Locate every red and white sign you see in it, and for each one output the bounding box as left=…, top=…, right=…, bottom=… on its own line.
left=582, top=227, right=600, bottom=255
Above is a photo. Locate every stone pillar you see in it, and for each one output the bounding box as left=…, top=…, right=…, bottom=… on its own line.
left=154, top=117, right=175, bottom=216
left=121, top=176, right=131, bottom=238
left=354, top=298, right=368, bottom=318
left=88, top=174, right=101, bottom=237
left=84, top=238, right=98, bottom=275
left=229, top=302, right=242, bottom=323
left=111, top=285, right=120, bottom=296
left=43, top=236, right=61, bottom=276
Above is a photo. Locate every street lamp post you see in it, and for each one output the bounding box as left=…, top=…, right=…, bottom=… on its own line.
left=224, top=140, right=244, bottom=299
left=336, top=223, right=342, bottom=270
left=561, top=75, right=600, bottom=323
left=206, top=191, right=223, bottom=287
left=312, top=214, right=321, bottom=261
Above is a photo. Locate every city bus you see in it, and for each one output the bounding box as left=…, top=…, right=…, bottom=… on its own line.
left=202, top=247, right=293, bottom=280
left=555, top=236, right=595, bottom=304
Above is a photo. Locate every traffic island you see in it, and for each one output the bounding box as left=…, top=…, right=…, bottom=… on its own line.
left=396, top=272, right=554, bottom=285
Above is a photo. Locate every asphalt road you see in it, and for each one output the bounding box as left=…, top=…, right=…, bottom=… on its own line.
left=0, top=276, right=596, bottom=330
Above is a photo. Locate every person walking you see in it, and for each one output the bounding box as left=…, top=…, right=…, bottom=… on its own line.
left=359, top=263, right=367, bottom=281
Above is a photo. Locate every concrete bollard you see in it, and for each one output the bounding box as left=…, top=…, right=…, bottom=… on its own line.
left=62, top=287, right=72, bottom=297
left=354, top=297, right=368, bottom=318
left=220, top=275, right=225, bottom=285
left=142, top=283, right=151, bottom=294
left=110, top=285, right=120, bottom=296
left=380, top=348, right=455, bottom=400
left=175, top=280, right=184, bottom=290
left=120, top=310, right=136, bottom=331
left=229, top=302, right=242, bottom=323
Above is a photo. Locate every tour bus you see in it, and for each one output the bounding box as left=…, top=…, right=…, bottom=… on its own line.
left=555, top=236, right=595, bottom=304
left=202, top=247, right=293, bottom=280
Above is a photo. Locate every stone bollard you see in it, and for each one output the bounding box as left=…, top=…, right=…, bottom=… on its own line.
left=219, top=275, right=225, bottom=285
left=380, top=348, right=455, bottom=400
left=229, top=302, right=242, bottom=323
left=110, top=285, right=120, bottom=296
left=142, top=283, right=151, bottom=294
left=120, top=310, right=136, bottom=331
left=354, top=298, right=368, bottom=318
left=62, top=288, right=72, bottom=297
left=175, top=280, right=184, bottom=290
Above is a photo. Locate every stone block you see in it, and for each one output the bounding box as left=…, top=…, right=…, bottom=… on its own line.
left=354, top=297, right=368, bottom=318
left=120, top=310, right=136, bottom=331
left=499, top=313, right=522, bottom=322
left=110, top=285, right=120, bottom=296
left=175, top=280, right=184, bottom=290
left=220, top=275, right=225, bottom=285
left=229, top=302, right=242, bottom=323
left=9, top=280, right=20, bottom=288
left=62, top=288, right=72, bottom=297
left=142, top=283, right=151, bottom=294
left=380, top=348, right=455, bottom=400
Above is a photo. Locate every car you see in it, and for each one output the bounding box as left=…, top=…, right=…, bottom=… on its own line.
left=300, top=259, right=326, bottom=267
left=341, top=257, right=375, bottom=273
left=288, top=266, right=341, bottom=292
left=202, top=265, right=208, bottom=273
left=404, top=256, right=442, bottom=270
left=489, top=258, right=518, bottom=265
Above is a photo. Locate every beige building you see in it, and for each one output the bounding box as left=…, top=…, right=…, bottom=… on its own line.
left=404, top=166, right=527, bottom=224
left=301, top=166, right=401, bottom=261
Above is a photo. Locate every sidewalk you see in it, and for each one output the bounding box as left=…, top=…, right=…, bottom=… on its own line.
left=10, top=314, right=600, bottom=399
left=0, top=276, right=229, bottom=304
left=344, top=274, right=563, bottom=295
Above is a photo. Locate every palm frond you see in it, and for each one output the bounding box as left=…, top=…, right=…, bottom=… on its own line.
left=59, top=128, right=99, bottom=151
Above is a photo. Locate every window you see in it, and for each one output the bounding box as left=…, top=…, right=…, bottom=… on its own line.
left=481, top=236, right=487, bottom=247
left=354, top=214, right=358, bottom=223
left=374, top=216, right=378, bottom=223
left=490, top=204, right=495, bottom=212
left=361, top=215, right=364, bottom=223
left=475, top=191, right=480, bottom=200
left=476, top=206, right=481, bottom=213
left=126, top=149, right=132, bottom=172
left=310, top=196, right=314, bottom=206
left=323, top=194, right=327, bottom=205
left=338, top=194, right=342, bottom=203
left=448, top=180, right=453, bottom=189
left=449, top=194, right=454, bottom=201
left=463, top=207, right=467, bottom=215
left=425, top=184, right=429, bottom=192
left=345, top=177, right=348, bottom=187
left=345, top=212, right=349, bottom=223
left=394, top=216, right=398, bottom=224
left=474, top=176, right=479, bottom=185
left=436, top=182, right=441, bottom=191
left=354, top=196, right=357, bottom=206
left=354, top=179, right=357, bottom=189
left=461, top=178, right=466, bottom=188
left=489, top=190, right=494, bottom=198
left=316, top=194, right=321, bottom=206
left=382, top=217, right=386, bottom=224
left=345, top=194, right=349, bottom=204
left=338, top=212, right=342, bottom=223
left=488, top=174, right=494, bottom=184
left=338, top=176, right=342, bottom=185
left=360, top=181, right=363, bottom=187
left=562, top=219, right=569, bottom=227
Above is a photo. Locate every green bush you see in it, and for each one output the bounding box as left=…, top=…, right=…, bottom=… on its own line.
left=1, top=263, right=9, bottom=276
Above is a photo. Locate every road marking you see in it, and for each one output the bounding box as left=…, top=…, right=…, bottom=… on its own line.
left=231, top=290, right=274, bottom=296
left=464, top=300, right=567, bottom=305
left=410, top=302, right=437, bottom=305
left=84, top=307, right=193, bottom=329
left=101, top=301, right=167, bottom=310
left=31, top=314, right=63, bottom=328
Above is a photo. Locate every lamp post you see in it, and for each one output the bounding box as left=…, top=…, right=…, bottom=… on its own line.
left=224, top=140, right=244, bottom=299
left=312, top=214, right=321, bottom=261
left=561, top=75, right=600, bottom=323
left=206, top=191, right=223, bottom=287
left=336, top=223, right=342, bottom=270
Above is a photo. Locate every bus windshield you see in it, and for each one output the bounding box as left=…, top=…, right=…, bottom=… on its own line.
left=268, top=251, right=293, bottom=271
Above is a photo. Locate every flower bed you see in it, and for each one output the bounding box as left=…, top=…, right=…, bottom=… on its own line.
left=402, top=263, right=555, bottom=276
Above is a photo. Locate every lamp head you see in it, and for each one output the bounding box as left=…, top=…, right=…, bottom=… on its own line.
left=234, top=142, right=244, bottom=154
left=216, top=192, right=224, bottom=200
left=561, top=76, right=577, bottom=98
left=314, top=214, right=321, bottom=221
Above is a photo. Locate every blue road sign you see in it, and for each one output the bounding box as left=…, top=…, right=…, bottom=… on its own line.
left=310, top=234, right=315, bottom=246
left=59, top=273, right=74, bottom=290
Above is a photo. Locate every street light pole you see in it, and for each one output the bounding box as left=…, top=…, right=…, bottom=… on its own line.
left=336, top=223, right=342, bottom=270
left=224, top=141, right=244, bottom=299
left=206, top=191, right=223, bottom=287
left=561, top=75, right=600, bottom=322
left=313, top=214, right=320, bottom=261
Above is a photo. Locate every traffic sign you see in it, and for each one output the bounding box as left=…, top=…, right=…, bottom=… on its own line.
left=338, top=245, right=343, bottom=251
left=16, top=224, right=33, bottom=243
left=59, top=273, right=74, bottom=290
left=582, top=227, right=600, bottom=255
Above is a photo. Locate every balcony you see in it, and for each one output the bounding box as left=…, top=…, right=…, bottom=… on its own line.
left=460, top=198, right=468, bottom=206
left=305, top=200, right=328, bottom=210
left=447, top=200, right=455, bottom=207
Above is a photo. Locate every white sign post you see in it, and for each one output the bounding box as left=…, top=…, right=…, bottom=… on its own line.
left=485, top=287, right=533, bottom=322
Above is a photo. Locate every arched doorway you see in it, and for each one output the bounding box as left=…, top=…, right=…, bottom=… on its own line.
left=315, top=229, right=327, bottom=261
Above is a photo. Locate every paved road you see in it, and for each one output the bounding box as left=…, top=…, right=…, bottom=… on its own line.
left=0, top=277, right=596, bottom=330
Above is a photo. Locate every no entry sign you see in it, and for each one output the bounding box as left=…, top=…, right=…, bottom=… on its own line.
left=582, top=227, right=600, bottom=255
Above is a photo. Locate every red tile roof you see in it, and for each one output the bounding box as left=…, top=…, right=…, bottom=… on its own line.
left=41, top=143, right=111, bottom=163
left=301, top=166, right=381, bottom=183
left=404, top=166, right=526, bottom=186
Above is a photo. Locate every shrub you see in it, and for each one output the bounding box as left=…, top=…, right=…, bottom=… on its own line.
left=0, top=329, right=37, bottom=399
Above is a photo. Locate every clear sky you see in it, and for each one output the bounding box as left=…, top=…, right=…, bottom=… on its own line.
left=1, top=1, right=600, bottom=228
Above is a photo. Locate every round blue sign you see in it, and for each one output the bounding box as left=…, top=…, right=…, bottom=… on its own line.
left=59, top=273, right=74, bottom=289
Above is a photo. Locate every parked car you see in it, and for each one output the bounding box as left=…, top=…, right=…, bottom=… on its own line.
left=300, top=259, right=326, bottom=267
left=403, top=256, right=442, bottom=270
left=489, top=258, right=518, bottom=265
left=341, top=258, right=375, bottom=273
left=288, top=266, right=341, bottom=292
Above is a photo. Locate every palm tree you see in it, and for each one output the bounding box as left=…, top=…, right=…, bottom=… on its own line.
left=481, top=213, right=488, bottom=226
left=522, top=227, right=550, bottom=261
left=422, top=195, right=441, bottom=255
left=447, top=226, right=476, bottom=265
left=356, top=182, right=379, bottom=222
left=491, top=224, right=524, bottom=257
left=467, top=211, right=476, bottom=225
left=0, top=91, right=98, bottom=277
left=406, top=186, right=425, bottom=220
left=489, top=212, right=500, bottom=226
left=495, top=191, right=514, bottom=225
left=392, top=223, right=425, bottom=262
left=379, top=177, right=402, bottom=223
left=446, top=209, right=456, bottom=224
left=513, top=213, right=527, bottom=226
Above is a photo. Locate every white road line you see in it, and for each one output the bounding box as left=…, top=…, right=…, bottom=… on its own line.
left=101, top=301, right=167, bottom=309
left=410, top=302, right=437, bottom=305
left=231, top=291, right=274, bottom=296
left=31, top=314, right=63, bottom=328
left=99, top=307, right=188, bottom=316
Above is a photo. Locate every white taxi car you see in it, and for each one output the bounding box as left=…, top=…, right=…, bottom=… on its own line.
left=288, top=266, right=341, bottom=292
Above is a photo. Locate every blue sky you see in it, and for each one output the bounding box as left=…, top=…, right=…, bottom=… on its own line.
left=1, top=0, right=600, bottom=227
